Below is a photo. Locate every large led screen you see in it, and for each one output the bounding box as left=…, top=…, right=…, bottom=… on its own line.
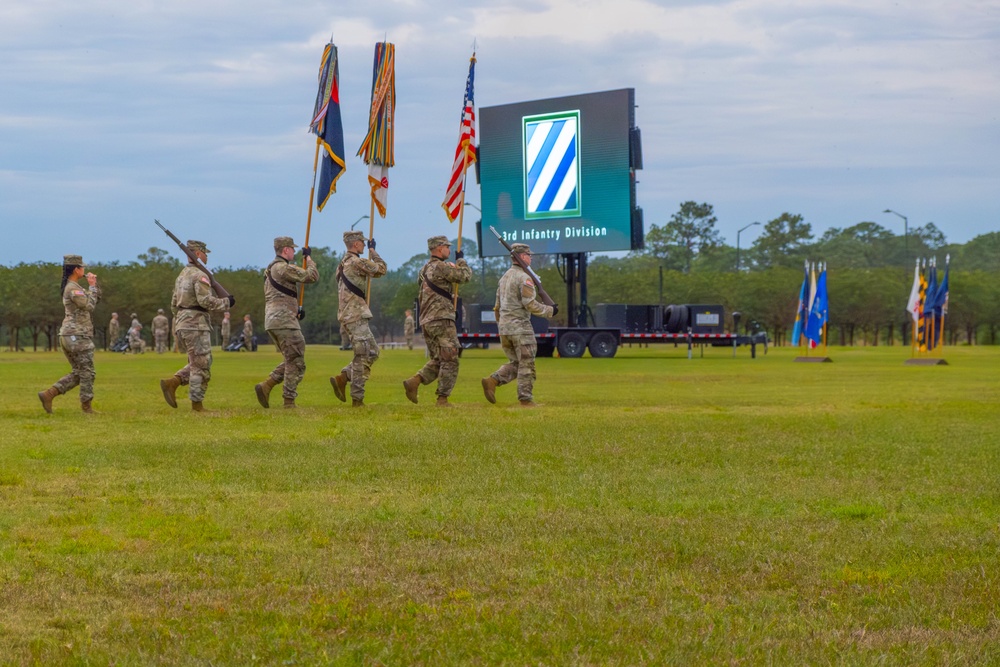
left=479, top=88, right=637, bottom=256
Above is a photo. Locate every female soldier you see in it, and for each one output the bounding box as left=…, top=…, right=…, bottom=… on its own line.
left=38, top=255, right=101, bottom=413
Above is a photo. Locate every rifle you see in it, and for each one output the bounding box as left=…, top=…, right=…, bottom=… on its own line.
left=489, top=226, right=556, bottom=307
left=154, top=220, right=232, bottom=300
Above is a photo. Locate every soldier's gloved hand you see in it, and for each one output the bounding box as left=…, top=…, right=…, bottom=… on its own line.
left=455, top=249, right=464, bottom=260
left=551, top=304, right=559, bottom=316
left=227, top=295, right=236, bottom=307
left=367, top=238, right=376, bottom=250
left=301, top=246, right=311, bottom=257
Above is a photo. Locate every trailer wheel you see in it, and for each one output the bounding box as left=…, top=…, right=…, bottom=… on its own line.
left=588, top=332, right=618, bottom=358
left=556, top=331, right=587, bottom=358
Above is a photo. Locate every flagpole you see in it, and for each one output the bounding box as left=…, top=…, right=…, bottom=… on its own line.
left=452, top=153, right=469, bottom=308
left=366, top=196, right=375, bottom=303
left=299, top=137, right=322, bottom=308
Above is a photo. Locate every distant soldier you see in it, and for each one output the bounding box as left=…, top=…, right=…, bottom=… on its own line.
left=402, top=236, right=471, bottom=407
left=254, top=236, right=319, bottom=409
left=241, top=314, right=254, bottom=350
left=130, top=312, right=141, bottom=331
left=128, top=323, right=145, bottom=354
left=159, top=240, right=234, bottom=411
left=220, top=311, right=231, bottom=348
left=330, top=231, right=387, bottom=407
left=152, top=308, right=170, bottom=354
left=403, top=309, right=415, bottom=350
left=482, top=243, right=557, bottom=408
left=38, top=255, right=101, bottom=414
left=107, top=312, right=120, bottom=349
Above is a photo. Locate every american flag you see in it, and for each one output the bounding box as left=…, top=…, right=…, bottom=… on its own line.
left=442, top=55, right=477, bottom=222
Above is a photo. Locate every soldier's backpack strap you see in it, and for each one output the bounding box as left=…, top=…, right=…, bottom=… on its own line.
left=419, top=264, right=454, bottom=302
left=265, top=260, right=298, bottom=298
left=337, top=264, right=367, bottom=299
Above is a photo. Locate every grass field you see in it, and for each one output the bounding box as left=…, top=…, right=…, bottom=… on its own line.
left=1, top=342, right=998, bottom=665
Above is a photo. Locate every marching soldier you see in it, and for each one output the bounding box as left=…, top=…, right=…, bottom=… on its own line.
left=159, top=240, right=234, bottom=411
left=481, top=243, right=557, bottom=408
left=107, top=312, right=120, bottom=349
left=403, top=309, right=415, bottom=350
left=402, top=236, right=471, bottom=407
left=243, top=314, right=254, bottom=350
left=220, top=311, right=231, bottom=348
left=152, top=308, right=170, bottom=353
left=254, top=237, right=319, bottom=409
left=38, top=255, right=101, bottom=414
left=330, top=231, right=386, bottom=407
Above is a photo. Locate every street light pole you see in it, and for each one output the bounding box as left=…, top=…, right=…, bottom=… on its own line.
left=351, top=214, right=370, bottom=230
left=883, top=209, right=909, bottom=262
left=736, top=222, right=761, bottom=272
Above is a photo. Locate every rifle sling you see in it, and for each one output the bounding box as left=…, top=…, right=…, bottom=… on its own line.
left=265, top=261, right=298, bottom=298
left=337, top=265, right=367, bottom=300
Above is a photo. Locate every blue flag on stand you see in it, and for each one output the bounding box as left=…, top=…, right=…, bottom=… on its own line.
left=311, top=42, right=345, bottom=212
left=791, top=261, right=810, bottom=346
left=804, top=265, right=827, bottom=348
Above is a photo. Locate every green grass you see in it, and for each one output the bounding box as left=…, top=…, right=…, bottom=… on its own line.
left=1, top=343, right=999, bottom=665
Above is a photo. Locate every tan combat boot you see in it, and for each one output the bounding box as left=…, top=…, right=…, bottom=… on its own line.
left=481, top=377, right=497, bottom=404
left=191, top=401, right=206, bottom=412
left=352, top=398, right=364, bottom=408
left=38, top=386, right=60, bottom=414
left=402, top=375, right=421, bottom=404
left=255, top=376, right=278, bottom=408
left=283, top=397, right=296, bottom=409
left=519, top=400, right=538, bottom=408
left=160, top=376, right=181, bottom=408
left=81, top=400, right=95, bottom=414
left=436, top=396, right=454, bottom=408
left=330, top=373, right=348, bottom=402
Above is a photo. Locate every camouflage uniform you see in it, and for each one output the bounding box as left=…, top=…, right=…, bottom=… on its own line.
left=220, top=314, right=231, bottom=348
left=243, top=317, right=254, bottom=349
left=107, top=315, right=120, bottom=349
left=169, top=243, right=230, bottom=404
left=403, top=313, right=415, bottom=350
left=488, top=246, right=554, bottom=402
left=52, top=259, right=101, bottom=404
left=336, top=232, right=387, bottom=402
left=262, top=239, right=319, bottom=401
left=410, top=237, right=471, bottom=400
left=152, top=310, right=170, bottom=353
left=128, top=325, right=145, bottom=353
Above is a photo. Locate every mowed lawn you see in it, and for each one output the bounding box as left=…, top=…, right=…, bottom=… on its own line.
left=1, top=343, right=998, bottom=665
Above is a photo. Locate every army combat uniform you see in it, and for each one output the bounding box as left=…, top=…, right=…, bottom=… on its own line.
left=403, top=313, right=415, bottom=350
left=483, top=243, right=554, bottom=406
left=254, top=237, right=319, bottom=408
left=107, top=315, right=120, bottom=349
left=243, top=316, right=254, bottom=349
left=161, top=240, right=230, bottom=410
left=330, top=231, right=387, bottom=406
left=402, top=236, right=471, bottom=406
left=152, top=310, right=170, bottom=353
left=220, top=314, right=231, bottom=348
left=38, top=255, right=101, bottom=413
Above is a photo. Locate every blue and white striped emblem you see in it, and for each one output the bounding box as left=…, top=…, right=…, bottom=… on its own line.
left=523, top=110, right=581, bottom=219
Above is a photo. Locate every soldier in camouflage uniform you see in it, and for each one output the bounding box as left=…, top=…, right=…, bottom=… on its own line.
left=242, top=314, right=254, bottom=350
left=152, top=308, right=170, bottom=354
left=330, top=230, right=387, bottom=407
left=38, top=255, right=101, bottom=414
left=128, top=323, right=146, bottom=353
left=159, top=240, right=234, bottom=411
left=107, top=312, right=120, bottom=349
left=402, top=236, right=471, bottom=407
left=482, top=243, right=557, bottom=408
left=403, top=309, right=415, bottom=350
left=220, top=312, right=231, bottom=348
left=254, top=236, right=319, bottom=409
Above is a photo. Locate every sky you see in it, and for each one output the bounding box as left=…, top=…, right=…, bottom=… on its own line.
left=2, top=0, right=998, bottom=270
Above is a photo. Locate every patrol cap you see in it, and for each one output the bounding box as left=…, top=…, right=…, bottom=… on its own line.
left=274, top=236, right=298, bottom=252
left=427, top=235, right=451, bottom=251
left=510, top=243, right=532, bottom=256
left=187, top=240, right=210, bottom=254
left=157, top=308, right=164, bottom=314
left=131, top=313, right=137, bottom=318
left=63, top=254, right=84, bottom=266
left=343, top=230, right=366, bottom=246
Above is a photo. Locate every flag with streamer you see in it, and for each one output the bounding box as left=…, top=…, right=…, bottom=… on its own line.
left=311, top=42, right=345, bottom=211
left=804, top=263, right=828, bottom=348
left=791, top=260, right=810, bottom=346
left=357, top=41, right=395, bottom=218
left=905, top=258, right=921, bottom=328
left=921, top=259, right=938, bottom=351
left=916, top=260, right=928, bottom=350
left=442, top=54, right=477, bottom=222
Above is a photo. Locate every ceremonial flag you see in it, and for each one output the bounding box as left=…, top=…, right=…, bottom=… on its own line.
left=791, top=260, right=810, bottom=346
left=804, top=263, right=828, bottom=348
left=807, top=262, right=818, bottom=312
left=916, top=260, right=928, bottom=350
left=311, top=42, right=345, bottom=212
left=442, top=54, right=477, bottom=222
left=927, top=257, right=950, bottom=349
left=357, top=41, right=395, bottom=217
left=905, top=258, right=921, bottom=327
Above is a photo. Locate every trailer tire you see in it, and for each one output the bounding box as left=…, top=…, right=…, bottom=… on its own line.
left=556, top=331, right=587, bottom=358
left=588, top=332, right=618, bottom=358
left=665, top=304, right=689, bottom=333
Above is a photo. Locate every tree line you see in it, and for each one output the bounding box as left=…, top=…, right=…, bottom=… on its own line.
left=2, top=202, right=998, bottom=350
